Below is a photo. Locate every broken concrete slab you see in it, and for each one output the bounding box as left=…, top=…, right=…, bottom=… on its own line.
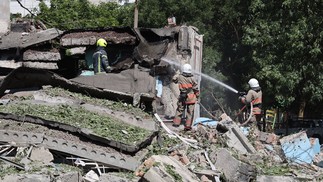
left=22, top=62, right=59, bottom=69
left=140, top=155, right=199, bottom=182
left=81, top=103, right=157, bottom=131
left=55, top=172, right=82, bottom=182
left=214, top=148, right=256, bottom=182
left=83, top=170, right=99, bottom=182
left=23, top=50, right=61, bottom=61
left=280, top=131, right=316, bottom=164
left=223, top=125, right=256, bottom=154
left=66, top=47, right=86, bottom=55
left=9, top=174, right=51, bottom=182
left=258, top=131, right=278, bottom=144
left=0, top=28, right=63, bottom=49
left=313, top=152, right=323, bottom=168
left=0, top=60, right=22, bottom=69
left=71, top=68, right=155, bottom=96
left=0, top=98, right=10, bottom=105
left=143, top=166, right=174, bottom=182
left=60, top=29, right=137, bottom=46
left=256, top=175, right=299, bottom=182
left=33, top=92, right=81, bottom=105
left=0, top=130, right=44, bottom=144
left=99, top=173, right=140, bottom=182
left=61, top=36, right=97, bottom=46
left=29, top=147, right=54, bottom=165
left=193, top=169, right=221, bottom=182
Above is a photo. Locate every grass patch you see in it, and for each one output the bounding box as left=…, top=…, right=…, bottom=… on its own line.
left=43, top=87, right=151, bottom=119
left=256, top=163, right=291, bottom=175
left=148, top=133, right=181, bottom=156
left=0, top=164, right=20, bottom=179
left=0, top=103, right=150, bottom=145
left=165, top=164, right=182, bottom=181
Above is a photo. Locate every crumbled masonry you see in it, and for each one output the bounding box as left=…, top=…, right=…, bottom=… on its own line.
left=1, top=18, right=322, bottom=181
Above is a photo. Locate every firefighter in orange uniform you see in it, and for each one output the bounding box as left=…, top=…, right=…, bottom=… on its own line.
left=173, top=63, right=200, bottom=131
left=239, top=78, right=263, bottom=130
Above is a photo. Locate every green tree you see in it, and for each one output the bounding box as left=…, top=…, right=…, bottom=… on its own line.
left=115, top=3, right=135, bottom=26
left=243, top=0, right=323, bottom=117
left=136, top=0, right=233, bottom=116
left=37, top=0, right=120, bottom=30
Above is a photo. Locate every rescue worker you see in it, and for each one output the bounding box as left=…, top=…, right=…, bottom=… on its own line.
left=92, top=38, right=112, bottom=74
left=239, top=78, right=263, bottom=131
left=173, top=63, right=200, bottom=131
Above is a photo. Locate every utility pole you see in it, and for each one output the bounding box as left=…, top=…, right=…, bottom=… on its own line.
left=134, top=0, right=138, bottom=28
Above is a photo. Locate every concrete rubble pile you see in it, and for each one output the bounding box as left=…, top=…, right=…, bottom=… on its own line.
left=133, top=114, right=323, bottom=182
left=0, top=85, right=322, bottom=181
left=0, top=4, right=322, bottom=180
left=1, top=95, right=323, bottom=182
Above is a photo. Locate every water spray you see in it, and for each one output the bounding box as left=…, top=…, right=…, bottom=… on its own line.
left=161, top=57, right=239, bottom=94
left=199, top=73, right=238, bottom=93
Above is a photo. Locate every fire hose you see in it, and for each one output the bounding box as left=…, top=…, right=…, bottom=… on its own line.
left=240, top=102, right=253, bottom=126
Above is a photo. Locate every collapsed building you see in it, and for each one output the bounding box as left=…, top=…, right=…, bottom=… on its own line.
left=1, top=2, right=323, bottom=182
left=0, top=4, right=203, bottom=119
left=0, top=1, right=206, bottom=181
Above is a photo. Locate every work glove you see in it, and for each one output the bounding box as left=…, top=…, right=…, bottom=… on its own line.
left=238, top=96, right=246, bottom=103
left=238, top=91, right=246, bottom=96
left=106, top=66, right=113, bottom=73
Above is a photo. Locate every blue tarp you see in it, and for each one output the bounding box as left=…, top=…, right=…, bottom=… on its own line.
left=80, top=70, right=94, bottom=76
left=155, top=76, right=163, bottom=98
left=239, top=127, right=250, bottom=136
left=193, top=117, right=218, bottom=126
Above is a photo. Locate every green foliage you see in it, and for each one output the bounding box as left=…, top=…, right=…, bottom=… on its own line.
left=148, top=133, right=181, bottom=156
left=36, top=0, right=121, bottom=30
left=137, top=0, right=215, bottom=30
left=43, top=87, right=151, bottom=118
left=243, top=0, right=323, bottom=114
left=256, top=163, right=291, bottom=175
left=165, top=164, right=182, bottom=181
left=115, top=3, right=135, bottom=26
left=32, top=0, right=322, bottom=116
left=0, top=165, right=19, bottom=179
left=0, top=103, right=150, bottom=144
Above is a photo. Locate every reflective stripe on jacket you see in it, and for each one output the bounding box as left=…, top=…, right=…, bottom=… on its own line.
left=93, top=47, right=108, bottom=74
left=174, top=73, right=199, bottom=104
left=242, top=89, right=262, bottom=115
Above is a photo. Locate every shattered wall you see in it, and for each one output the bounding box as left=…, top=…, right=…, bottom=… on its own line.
left=156, top=26, right=203, bottom=120
left=0, top=23, right=203, bottom=120
left=0, top=0, right=10, bottom=34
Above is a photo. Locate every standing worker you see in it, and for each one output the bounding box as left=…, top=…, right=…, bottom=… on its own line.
left=173, top=63, right=200, bottom=131
left=93, top=38, right=112, bottom=74
left=239, top=78, right=263, bottom=131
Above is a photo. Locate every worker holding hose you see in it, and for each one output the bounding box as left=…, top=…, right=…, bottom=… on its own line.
left=239, top=78, right=263, bottom=132
left=172, top=63, right=200, bottom=131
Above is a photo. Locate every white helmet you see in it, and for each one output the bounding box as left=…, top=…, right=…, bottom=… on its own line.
left=182, top=63, right=192, bottom=74
left=248, top=78, right=259, bottom=88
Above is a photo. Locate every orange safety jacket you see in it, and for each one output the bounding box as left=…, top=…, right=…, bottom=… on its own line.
left=241, top=89, right=262, bottom=115
left=174, top=73, right=199, bottom=104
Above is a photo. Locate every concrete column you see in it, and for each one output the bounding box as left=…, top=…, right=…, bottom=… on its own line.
left=0, top=0, right=10, bottom=34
